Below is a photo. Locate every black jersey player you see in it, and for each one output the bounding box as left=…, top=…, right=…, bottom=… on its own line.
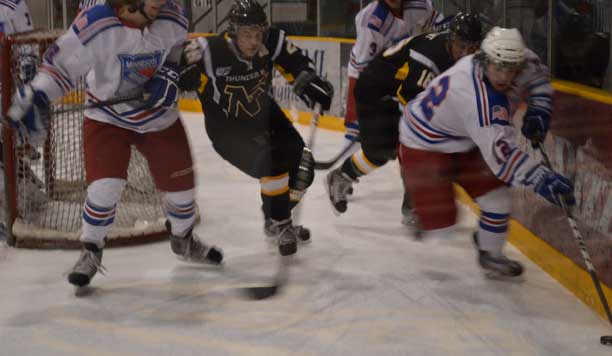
left=180, top=0, right=333, bottom=256
left=325, top=13, right=482, bottom=224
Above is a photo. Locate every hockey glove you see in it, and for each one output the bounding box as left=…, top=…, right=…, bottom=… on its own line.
left=293, top=71, right=334, bottom=112
left=143, top=64, right=180, bottom=110
left=521, top=107, right=550, bottom=145
left=7, top=85, right=50, bottom=147
left=528, top=164, right=576, bottom=207
left=178, top=40, right=204, bottom=91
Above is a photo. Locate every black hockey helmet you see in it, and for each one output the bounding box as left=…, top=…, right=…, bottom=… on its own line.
left=228, top=0, right=268, bottom=36
left=449, top=12, right=483, bottom=44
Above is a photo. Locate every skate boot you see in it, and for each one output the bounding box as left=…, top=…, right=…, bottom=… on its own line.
left=473, top=233, right=523, bottom=277
left=264, top=218, right=298, bottom=256
left=401, top=193, right=418, bottom=227
left=325, top=168, right=357, bottom=214
left=170, top=230, right=223, bottom=265
left=67, top=243, right=106, bottom=287
left=265, top=219, right=310, bottom=244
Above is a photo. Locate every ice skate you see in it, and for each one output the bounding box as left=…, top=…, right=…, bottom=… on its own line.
left=263, top=218, right=298, bottom=256
left=473, top=233, right=523, bottom=277
left=67, top=243, right=106, bottom=291
left=325, top=168, right=357, bottom=214
left=265, top=219, right=310, bottom=244
left=170, top=231, right=223, bottom=265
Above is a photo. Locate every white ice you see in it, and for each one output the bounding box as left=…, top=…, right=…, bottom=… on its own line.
left=0, top=112, right=610, bottom=356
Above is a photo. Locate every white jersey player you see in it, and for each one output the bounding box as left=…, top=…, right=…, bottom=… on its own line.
left=0, top=0, right=35, bottom=90
left=0, top=0, right=35, bottom=225
left=0, top=0, right=33, bottom=36
left=7, top=0, right=223, bottom=290
left=343, top=0, right=446, bottom=145
left=398, top=27, right=574, bottom=277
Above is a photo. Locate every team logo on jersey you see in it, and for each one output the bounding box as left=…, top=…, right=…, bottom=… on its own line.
left=493, top=138, right=512, bottom=165
left=223, top=73, right=269, bottom=118
left=491, top=105, right=510, bottom=126
left=117, top=51, right=164, bottom=94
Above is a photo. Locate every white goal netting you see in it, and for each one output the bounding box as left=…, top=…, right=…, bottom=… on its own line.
left=1, top=30, right=168, bottom=248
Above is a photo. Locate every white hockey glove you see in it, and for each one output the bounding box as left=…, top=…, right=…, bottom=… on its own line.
left=143, top=64, right=180, bottom=109
left=7, top=85, right=50, bottom=146
left=182, top=39, right=203, bottom=65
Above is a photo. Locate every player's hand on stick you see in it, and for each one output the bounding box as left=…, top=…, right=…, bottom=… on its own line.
left=521, top=107, right=550, bottom=145
left=6, top=84, right=50, bottom=146
left=293, top=71, right=334, bottom=112
left=143, top=64, right=180, bottom=109
left=529, top=164, right=576, bottom=207
left=178, top=40, right=203, bottom=91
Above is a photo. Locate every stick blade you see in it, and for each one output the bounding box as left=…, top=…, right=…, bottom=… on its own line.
left=242, top=285, right=280, bottom=300
left=601, top=335, right=612, bottom=346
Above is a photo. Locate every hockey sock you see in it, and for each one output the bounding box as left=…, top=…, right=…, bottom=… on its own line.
left=341, top=149, right=380, bottom=180
left=261, top=173, right=291, bottom=221
left=477, top=211, right=510, bottom=257
left=81, top=178, right=126, bottom=248
left=475, top=187, right=512, bottom=256
left=164, top=189, right=197, bottom=237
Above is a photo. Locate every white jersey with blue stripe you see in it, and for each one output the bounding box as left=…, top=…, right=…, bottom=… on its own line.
left=348, top=0, right=445, bottom=78
left=0, top=0, right=33, bottom=35
left=78, top=0, right=105, bottom=12
left=29, top=2, right=189, bottom=133
left=399, top=54, right=544, bottom=188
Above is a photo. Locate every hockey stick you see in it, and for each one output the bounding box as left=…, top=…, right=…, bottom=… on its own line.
left=51, top=93, right=144, bottom=115
left=536, top=143, right=612, bottom=345
left=314, top=140, right=358, bottom=170
left=243, top=104, right=322, bottom=300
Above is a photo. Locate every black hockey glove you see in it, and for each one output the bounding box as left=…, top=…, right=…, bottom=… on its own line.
left=178, top=39, right=204, bottom=91
left=521, top=107, right=550, bottom=146
left=293, top=71, right=334, bottom=112
left=144, top=64, right=180, bottom=109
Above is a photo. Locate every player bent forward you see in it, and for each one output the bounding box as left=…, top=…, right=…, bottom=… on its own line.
left=7, top=0, right=222, bottom=289
left=398, top=27, right=574, bottom=277
left=326, top=13, right=482, bottom=224
left=180, top=0, right=333, bottom=256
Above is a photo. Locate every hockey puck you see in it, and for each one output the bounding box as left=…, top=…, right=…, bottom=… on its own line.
left=601, top=335, right=612, bottom=345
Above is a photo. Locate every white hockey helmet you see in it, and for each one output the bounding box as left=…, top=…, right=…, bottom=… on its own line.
left=480, top=27, right=526, bottom=67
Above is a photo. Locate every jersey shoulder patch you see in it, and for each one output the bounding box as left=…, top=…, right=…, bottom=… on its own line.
left=366, top=3, right=391, bottom=32
left=72, top=4, right=121, bottom=45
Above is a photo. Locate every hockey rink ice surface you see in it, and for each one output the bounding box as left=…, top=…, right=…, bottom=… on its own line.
left=0, top=111, right=611, bottom=356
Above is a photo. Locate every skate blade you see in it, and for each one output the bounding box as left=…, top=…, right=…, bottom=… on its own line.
left=74, top=285, right=95, bottom=297
left=482, top=270, right=525, bottom=283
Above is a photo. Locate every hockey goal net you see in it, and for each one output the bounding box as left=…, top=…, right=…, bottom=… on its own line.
left=1, top=30, right=168, bottom=248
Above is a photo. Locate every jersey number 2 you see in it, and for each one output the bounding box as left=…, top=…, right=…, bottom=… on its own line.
left=420, top=76, right=450, bottom=120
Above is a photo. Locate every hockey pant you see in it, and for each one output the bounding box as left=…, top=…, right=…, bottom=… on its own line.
left=81, top=118, right=196, bottom=247
left=205, top=101, right=306, bottom=221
